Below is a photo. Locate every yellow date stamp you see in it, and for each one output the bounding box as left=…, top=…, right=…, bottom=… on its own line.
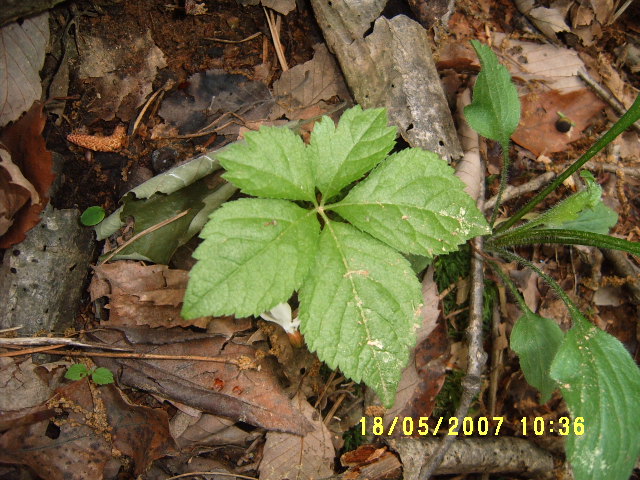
left=360, top=416, right=586, bottom=436
left=359, top=416, right=505, bottom=436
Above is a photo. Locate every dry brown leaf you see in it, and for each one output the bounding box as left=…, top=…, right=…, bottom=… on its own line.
left=0, top=102, right=55, bottom=248
left=0, top=357, right=68, bottom=411
left=171, top=411, right=252, bottom=449
left=261, top=0, right=296, bottom=15
left=259, top=392, right=335, bottom=480
left=76, top=30, right=166, bottom=122
left=90, top=327, right=314, bottom=435
left=512, top=88, right=606, bottom=156
left=492, top=34, right=585, bottom=93
left=0, top=379, right=175, bottom=479
left=90, top=261, right=210, bottom=329
left=0, top=13, right=49, bottom=127
left=271, top=43, right=350, bottom=119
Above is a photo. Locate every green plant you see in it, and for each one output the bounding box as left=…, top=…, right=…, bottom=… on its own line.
left=465, top=40, right=640, bottom=480
left=65, top=363, right=114, bottom=385
left=181, top=106, right=490, bottom=406
left=80, top=205, right=106, bottom=226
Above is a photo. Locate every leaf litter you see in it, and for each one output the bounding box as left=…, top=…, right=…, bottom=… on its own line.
left=2, top=0, right=640, bottom=478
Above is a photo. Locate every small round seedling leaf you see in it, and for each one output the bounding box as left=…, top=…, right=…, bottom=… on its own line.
left=91, top=367, right=115, bottom=385
left=65, top=363, right=89, bottom=380
left=80, top=206, right=106, bottom=226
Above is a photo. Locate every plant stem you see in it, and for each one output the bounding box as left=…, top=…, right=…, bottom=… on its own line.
left=495, top=93, right=640, bottom=233
left=489, top=142, right=510, bottom=226
left=491, top=248, right=585, bottom=325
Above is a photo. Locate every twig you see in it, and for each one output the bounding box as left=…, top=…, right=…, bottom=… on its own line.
left=389, top=436, right=554, bottom=479
left=100, top=209, right=190, bottom=264
left=488, top=304, right=502, bottom=417
left=584, top=161, right=640, bottom=177
left=578, top=69, right=640, bottom=134
left=0, top=326, right=22, bottom=334
left=484, top=172, right=556, bottom=211
left=204, top=31, right=262, bottom=44
left=165, top=472, right=258, bottom=480
left=263, top=7, right=288, bottom=71
left=0, top=337, right=132, bottom=351
left=418, top=180, right=488, bottom=479
left=601, top=249, right=640, bottom=304
left=129, top=85, right=166, bottom=137
left=25, top=349, right=251, bottom=366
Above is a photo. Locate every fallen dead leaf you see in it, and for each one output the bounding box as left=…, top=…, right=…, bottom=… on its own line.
left=90, top=261, right=210, bottom=329
left=0, top=378, right=175, bottom=479
left=512, top=88, right=606, bottom=156
left=77, top=29, right=166, bottom=122
left=0, top=102, right=55, bottom=248
left=270, top=43, right=351, bottom=119
left=259, top=392, right=335, bottom=480
left=89, top=327, right=314, bottom=435
left=0, top=13, right=49, bottom=126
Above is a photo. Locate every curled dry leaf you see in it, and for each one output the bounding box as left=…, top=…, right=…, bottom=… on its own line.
left=0, top=102, right=55, bottom=248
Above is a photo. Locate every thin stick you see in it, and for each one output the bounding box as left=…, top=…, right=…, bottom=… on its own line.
left=0, top=326, right=23, bottom=334
left=165, top=472, right=258, bottom=480
left=578, top=69, right=640, bottom=134
left=130, top=86, right=164, bottom=137
left=263, top=7, right=288, bottom=71
left=418, top=169, right=488, bottom=480
left=28, top=349, right=250, bottom=366
left=205, top=32, right=262, bottom=44
left=484, top=172, right=556, bottom=211
left=0, top=337, right=131, bottom=351
left=100, top=209, right=190, bottom=264
left=0, top=345, right=66, bottom=357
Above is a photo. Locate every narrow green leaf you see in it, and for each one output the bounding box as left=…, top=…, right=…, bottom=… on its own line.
left=550, top=319, right=640, bottom=480
left=510, top=311, right=564, bottom=403
left=182, top=198, right=320, bottom=318
left=91, top=367, right=115, bottom=385
left=65, top=363, right=89, bottom=381
left=309, top=106, right=396, bottom=200
left=489, top=229, right=640, bottom=257
left=557, top=202, right=618, bottom=235
left=218, top=126, right=315, bottom=201
left=519, top=171, right=603, bottom=231
left=330, top=148, right=489, bottom=257
left=464, top=40, right=521, bottom=146
left=298, top=221, right=422, bottom=407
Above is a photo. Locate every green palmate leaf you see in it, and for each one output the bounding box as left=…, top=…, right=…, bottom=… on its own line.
left=330, top=149, right=490, bottom=257
left=298, top=221, right=422, bottom=407
left=310, top=106, right=396, bottom=200
left=65, top=363, right=89, bottom=381
left=510, top=310, right=564, bottom=403
left=218, top=126, right=315, bottom=201
left=182, top=198, right=320, bottom=318
left=91, top=367, right=115, bottom=385
left=464, top=40, right=521, bottom=146
left=550, top=318, right=640, bottom=480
